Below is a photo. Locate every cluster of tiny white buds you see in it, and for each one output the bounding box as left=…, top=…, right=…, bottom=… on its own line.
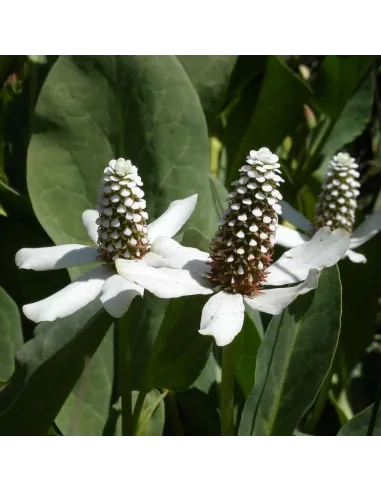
left=208, top=147, right=283, bottom=296
left=96, top=158, right=149, bottom=264
left=315, top=152, right=360, bottom=233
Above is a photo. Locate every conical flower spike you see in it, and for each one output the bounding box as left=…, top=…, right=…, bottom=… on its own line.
left=207, top=147, right=283, bottom=295
left=314, top=152, right=360, bottom=233
left=97, top=158, right=149, bottom=263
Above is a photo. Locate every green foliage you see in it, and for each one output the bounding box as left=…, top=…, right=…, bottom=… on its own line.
left=0, top=301, right=112, bottom=435
left=0, top=287, right=23, bottom=380
left=239, top=267, right=342, bottom=435
left=0, top=55, right=381, bottom=436
left=338, top=404, right=381, bottom=436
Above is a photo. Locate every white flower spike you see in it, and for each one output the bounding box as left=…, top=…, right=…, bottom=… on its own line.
left=16, top=158, right=207, bottom=323
left=126, top=148, right=350, bottom=346
left=276, top=152, right=381, bottom=264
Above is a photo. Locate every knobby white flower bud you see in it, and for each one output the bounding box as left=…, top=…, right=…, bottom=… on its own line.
left=314, top=152, right=360, bottom=233
left=96, top=158, right=149, bottom=263
left=208, top=147, right=283, bottom=295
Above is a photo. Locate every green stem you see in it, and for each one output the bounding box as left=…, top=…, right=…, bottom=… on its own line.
left=220, top=344, right=235, bottom=436
left=116, top=319, right=133, bottom=436
left=209, top=137, right=222, bottom=177
left=131, top=388, right=148, bottom=435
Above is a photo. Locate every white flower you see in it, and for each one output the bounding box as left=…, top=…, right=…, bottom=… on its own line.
left=276, top=153, right=381, bottom=264
left=16, top=158, right=210, bottom=323
left=118, top=148, right=350, bottom=346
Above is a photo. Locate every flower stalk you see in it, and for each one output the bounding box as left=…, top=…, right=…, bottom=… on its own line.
left=220, top=343, right=235, bottom=436
left=116, top=318, right=133, bottom=436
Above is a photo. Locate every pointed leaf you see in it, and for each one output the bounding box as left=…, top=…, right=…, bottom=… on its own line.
left=338, top=404, right=381, bottom=436
left=316, top=75, right=374, bottom=178
left=113, top=390, right=165, bottom=436
left=239, top=266, right=341, bottom=436
left=226, top=56, right=309, bottom=182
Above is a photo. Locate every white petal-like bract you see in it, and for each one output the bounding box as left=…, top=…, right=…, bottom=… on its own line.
left=244, top=269, right=320, bottom=315
left=100, top=274, right=144, bottom=318
left=16, top=244, right=99, bottom=271
left=144, top=236, right=210, bottom=275
left=22, top=266, right=111, bottom=323
left=82, top=209, right=100, bottom=245
left=275, top=224, right=309, bottom=249
left=343, top=248, right=367, bottom=264
left=147, top=194, right=198, bottom=242
left=350, top=210, right=381, bottom=249
left=115, top=258, right=213, bottom=298
left=267, top=227, right=350, bottom=286
left=199, top=291, right=245, bottom=346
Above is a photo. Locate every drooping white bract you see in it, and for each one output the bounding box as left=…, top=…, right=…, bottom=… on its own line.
left=276, top=152, right=381, bottom=264
left=16, top=158, right=211, bottom=323
left=116, top=148, right=351, bottom=346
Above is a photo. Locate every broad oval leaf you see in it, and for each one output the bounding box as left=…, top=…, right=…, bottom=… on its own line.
left=26, top=56, right=218, bottom=419
left=27, top=55, right=215, bottom=247
left=177, top=56, right=237, bottom=131
left=239, top=266, right=342, bottom=436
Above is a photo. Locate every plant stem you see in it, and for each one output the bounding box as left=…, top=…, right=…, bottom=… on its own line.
left=220, top=344, right=235, bottom=436
left=116, top=319, right=133, bottom=436
left=131, top=388, right=148, bottom=435
left=367, top=378, right=381, bottom=436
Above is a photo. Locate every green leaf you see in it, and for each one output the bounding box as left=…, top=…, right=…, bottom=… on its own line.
left=146, top=294, right=212, bottom=390
left=26, top=56, right=217, bottom=409
left=27, top=55, right=215, bottom=248
left=177, top=56, right=237, bottom=132
left=226, top=56, right=309, bottom=182
left=138, top=228, right=213, bottom=391
left=0, top=287, right=23, bottom=381
left=0, top=301, right=112, bottom=435
left=113, top=390, right=165, bottom=436
left=338, top=236, right=381, bottom=382
left=338, top=404, right=381, bottom=436
left=224, top=56, right=267, bottom=106
left=209, top=174, right=228, bottom=216
left=134, top=390, right=166, bottom=436
left=54, top=329, right=113, bottom=436
left=315, top=75, right=374, bottom=179
left=239, top=266, right=342, bottom=436
left=169, top=352, right=221, bottom=436
left=312, top=55, right=376, bottom=118
left=233, top=313, right=262, bottom=397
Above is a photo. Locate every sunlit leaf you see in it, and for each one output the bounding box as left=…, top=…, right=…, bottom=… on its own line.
left=239, top=267, right=341, bottom=436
